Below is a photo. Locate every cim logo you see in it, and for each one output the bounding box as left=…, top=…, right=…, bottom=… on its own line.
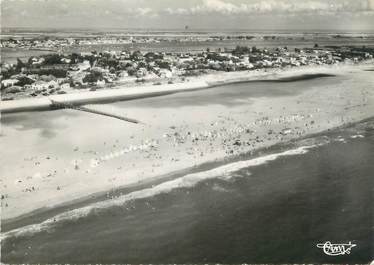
left=316, top=241, right=356, bottom=256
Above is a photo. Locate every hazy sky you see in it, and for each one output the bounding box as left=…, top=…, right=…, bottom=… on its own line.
left=1, top=0, right=374, bottom=31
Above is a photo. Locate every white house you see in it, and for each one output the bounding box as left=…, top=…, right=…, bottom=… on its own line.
left=96, top=79, right=106, bottom=87
left=1, top=79, right=19, bottom=88
left=30, top=81, right=49, bottom=91
left=136, top=68, right=148, bottom=78
left=60, top=83, right=71, bottom=90
left=78, top=60, right=91, bottom=71
left=159, top=69, right=173, bottom=78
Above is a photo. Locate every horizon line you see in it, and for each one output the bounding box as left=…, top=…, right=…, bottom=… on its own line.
left=2, top=26, right=374, bottom=33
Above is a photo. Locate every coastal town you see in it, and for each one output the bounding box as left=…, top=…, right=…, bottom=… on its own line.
left=1, top=32, right=371, bottom=50
left=0, top=34, right=254, bottom=49
left=1, top=44, right=373, bottom=100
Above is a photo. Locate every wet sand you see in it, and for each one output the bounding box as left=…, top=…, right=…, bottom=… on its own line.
left=0, top=63, right=373, bottom=221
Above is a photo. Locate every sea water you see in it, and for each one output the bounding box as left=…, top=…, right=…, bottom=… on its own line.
left=1, top=120, right=373, bottom=264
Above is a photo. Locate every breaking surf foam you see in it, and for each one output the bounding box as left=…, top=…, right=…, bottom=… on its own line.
left=1, top=145, right=316, bottom=241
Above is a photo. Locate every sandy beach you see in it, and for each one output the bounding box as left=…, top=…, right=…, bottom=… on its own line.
left=1, top=62, right=373, bottom=221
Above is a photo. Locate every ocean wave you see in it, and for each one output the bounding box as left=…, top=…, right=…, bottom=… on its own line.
left=1, top=145, right=316, bottom=241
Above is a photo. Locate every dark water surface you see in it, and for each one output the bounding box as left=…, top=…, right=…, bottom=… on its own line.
left=2, top=121, right=373, bottom=264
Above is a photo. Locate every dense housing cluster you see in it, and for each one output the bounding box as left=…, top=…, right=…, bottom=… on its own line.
left=1, top=45, right=373, bottom=100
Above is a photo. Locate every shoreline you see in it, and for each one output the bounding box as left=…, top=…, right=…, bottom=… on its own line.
left=1, top=62, right=373, bottom=222
left=1, top=62, right=372, bottom=114
left=0, top=123, right=319, bottom=229
left=2, top=116, right=374, bottom=233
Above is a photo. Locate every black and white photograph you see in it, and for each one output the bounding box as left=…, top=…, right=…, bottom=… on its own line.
left=0, top=0, right=373, bottom=264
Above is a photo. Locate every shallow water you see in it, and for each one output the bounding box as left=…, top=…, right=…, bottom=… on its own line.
left=2, top=122, right=373, bottom=264
left=113, top=73, right=341, bottom=108
left=0, top=73, right=339, bottom=137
